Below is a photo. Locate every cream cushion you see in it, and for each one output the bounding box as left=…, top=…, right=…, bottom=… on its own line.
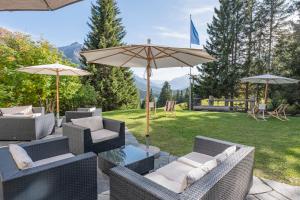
left=71, top=116, right=103, bottom=131
left=215, top=146, right=237, bottom=164
left=1, top=105, right=33, bottom=115
left=186, top=159, right=217, bottom=185
left=156, top=161, right=194, bottom=189
left=91, top=129, right=118, bottom=143
left=9, top=144, right=34, bottom=170
left=2, top=113, right=41, bottom=118
left=178, top=157, right=203, bottom=168
left=181, top=152, right=215, bottom=165
left=145, top=172, right=185, bottom=193
left=34, top=153, right=74, bottom=167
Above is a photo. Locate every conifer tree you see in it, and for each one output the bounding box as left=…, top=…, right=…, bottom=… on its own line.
left=196, top=0, right=244, bottom=100
left=157, top=81, right=172, bottom=107
left=82, top=0, right=139, bottom=111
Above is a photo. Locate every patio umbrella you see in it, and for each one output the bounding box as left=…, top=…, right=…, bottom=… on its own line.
left=241, top=74, right=299, bottom=104
left=80, top=40, right=216, bottom=142
left=0, top=0, right=82, bottom=11
left=17, top=63, right=91, bottom=121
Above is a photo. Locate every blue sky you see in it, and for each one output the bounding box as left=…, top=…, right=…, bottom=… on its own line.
left=0, top=0, right=219, bottom=80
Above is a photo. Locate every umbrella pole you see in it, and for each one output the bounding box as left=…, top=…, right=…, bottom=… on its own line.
left=56, top=71, right=60, bottom=125
left=145, top=43, right=151, bottom=149
left=264, top=81, right=269, bottom=105
left=145, top=61, right=151, bottom=148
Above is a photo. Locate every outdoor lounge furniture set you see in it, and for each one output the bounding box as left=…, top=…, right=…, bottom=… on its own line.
left=0, top=105, right=55, bottom=140
left=0, top=105, right=255, bottom=200
left=110, top=136, right=255, bottom=200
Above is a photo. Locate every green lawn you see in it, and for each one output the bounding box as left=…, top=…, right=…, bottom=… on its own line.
left=103, top=109, right=300, bottom=186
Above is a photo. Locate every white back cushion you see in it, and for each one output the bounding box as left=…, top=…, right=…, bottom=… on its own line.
left=1, top=105, right=33, bottom=115
left=186, top=159, right=217, bottom=185
left=9, top=144, right=34, bottom=170
left=215, top=146, right=237, bottom=164
left=71, top=116, right=103, bottom=131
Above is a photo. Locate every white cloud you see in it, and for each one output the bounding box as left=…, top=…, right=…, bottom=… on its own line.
left=153, top=26, right=188, bottom=40
left=189, top=6, right=214, bottom=15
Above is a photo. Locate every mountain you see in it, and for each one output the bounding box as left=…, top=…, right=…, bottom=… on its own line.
left=133, top=75, right=190, bottom=99
left=134, top=75, right=161, bottom=99
left=169, top=75, right=190, bottom=90
left=58, top=42, right=82, bottom=64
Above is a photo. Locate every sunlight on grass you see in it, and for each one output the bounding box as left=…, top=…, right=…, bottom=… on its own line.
left=103, top=109, right=300, bottom=186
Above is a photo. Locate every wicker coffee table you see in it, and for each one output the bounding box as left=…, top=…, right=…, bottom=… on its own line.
left=98, top=145, right=154, bottom=175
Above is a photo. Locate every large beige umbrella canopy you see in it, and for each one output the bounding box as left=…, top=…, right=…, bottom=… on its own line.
left=18, top=63, right=91, bottom=121
left=241, top=74, right=299, bottom=104
left=0, top=0, right=82, bottom=11
left=81, top=42, right=216, bottom=139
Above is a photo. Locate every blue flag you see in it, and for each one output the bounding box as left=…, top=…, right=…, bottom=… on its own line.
left=190, top=19, right=200, bottom=45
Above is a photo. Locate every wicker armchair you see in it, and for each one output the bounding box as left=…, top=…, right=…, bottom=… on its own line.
left=0, top=137, right=97, bottom=200
left=0, top=107, right=55, bottom=141
left=109, top=136, right=255, bottom=200
left=63, top=118, right=125, bottom=154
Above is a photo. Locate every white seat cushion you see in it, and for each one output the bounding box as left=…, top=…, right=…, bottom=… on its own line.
left=71, top=116, right=103, bottom=131
left=181, top=152, right=214, bottom=165
left=145, top=172, right=185, bottom=193
left=215, top=146, right=237, bottom=164
left=156, top=161, right=193, bottom=188
left=34, top=153, right=74, bottom=167
left=9, top=144, right=34, bottom=170
left=91, top=129, right=119, bottom=143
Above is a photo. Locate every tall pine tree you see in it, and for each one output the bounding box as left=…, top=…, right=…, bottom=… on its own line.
left=157, top=81, right=172, bottom=107
left=196, top=0, right=244, bottom=100
left=82, top=0, right=139, bottom=111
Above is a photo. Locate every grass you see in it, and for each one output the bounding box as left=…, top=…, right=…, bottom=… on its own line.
left=103, top=109, right=300, bottom=186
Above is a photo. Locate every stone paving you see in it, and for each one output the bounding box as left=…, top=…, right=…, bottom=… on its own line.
left=0, top=128, right=299, bottom=200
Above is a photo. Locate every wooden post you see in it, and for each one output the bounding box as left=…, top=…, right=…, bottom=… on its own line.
left=56, top=70, right=60, bottom=121
left=264, top=81, right=269, bottom=105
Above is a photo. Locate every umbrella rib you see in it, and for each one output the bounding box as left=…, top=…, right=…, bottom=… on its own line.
left=44, top=0, right=52, bottom=10
left=120, top=47, right=147, bottom=60
left=121, top=52, right=145, bottom=59
left=152, top=46, right=194, bottom=67
left=119, top=47, right=145, bottom=67
left=163, top=47, right=215, bottom=61
left=87, top=46, right=142, bottom=63
left=149, top=48, right=158, bottom=69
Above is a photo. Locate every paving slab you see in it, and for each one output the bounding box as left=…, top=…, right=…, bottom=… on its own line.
left=262, top=178, right=300, bottom=200
left=249, top=176, right=272, bottom=195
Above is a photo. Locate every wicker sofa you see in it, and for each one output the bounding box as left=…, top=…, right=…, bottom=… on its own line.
left=109, top=136, right=255, bottom=200
left=63, top=118, right=125, bottom=154
left=0, top=137, right=97, bottom=200
left=65, top=108, right=102, bottom=123
left=0, top=107, right=55, bottom=140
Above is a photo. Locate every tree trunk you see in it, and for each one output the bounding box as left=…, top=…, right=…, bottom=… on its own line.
left=267, top=0, right=274, bottom=72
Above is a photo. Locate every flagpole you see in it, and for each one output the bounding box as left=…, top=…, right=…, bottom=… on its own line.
left=189, top=14, right=192, bottom=111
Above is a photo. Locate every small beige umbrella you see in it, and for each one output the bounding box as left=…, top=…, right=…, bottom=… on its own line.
left=81, top=40, right=216, bottom=145
left=0, top=0, right=82, bottom=11
left=241, top=74, right=299, bottom=104
left=18, top=63, right=91, bottom=122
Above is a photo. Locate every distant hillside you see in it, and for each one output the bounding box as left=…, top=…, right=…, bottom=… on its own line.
left=58, top=42, right=82, bottom=64
left=169, top=75, right=190, bottom=90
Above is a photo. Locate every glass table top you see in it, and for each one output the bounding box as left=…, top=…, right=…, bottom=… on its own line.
left=98, top=145, right=153, bottom=166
